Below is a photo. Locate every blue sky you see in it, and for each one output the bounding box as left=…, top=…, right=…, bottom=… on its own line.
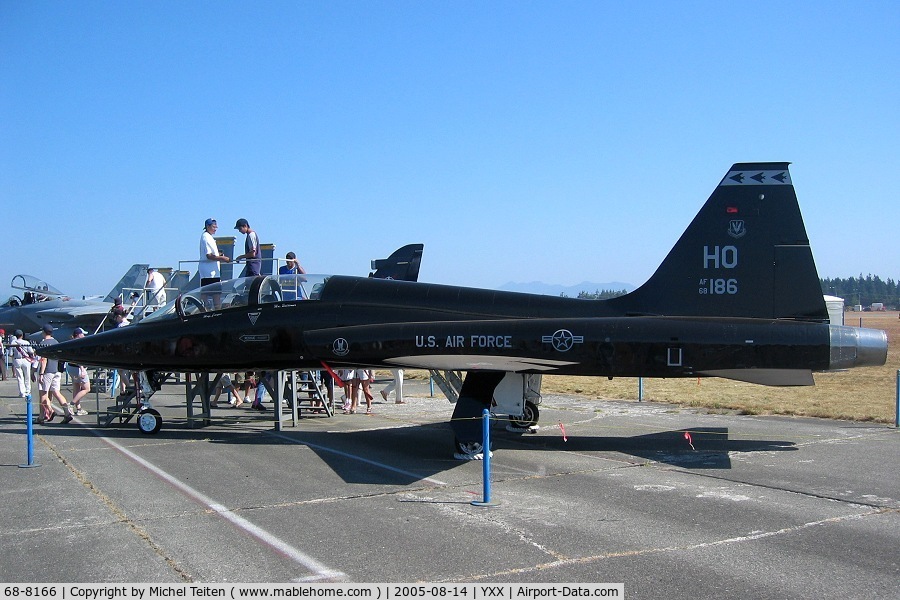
left=2, top=1, right=898, bottom=301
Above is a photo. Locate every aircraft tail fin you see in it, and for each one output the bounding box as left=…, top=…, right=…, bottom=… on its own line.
left=103, top=264, right=150, bottom=303
left=609, top=163, right=828, bottom=321
left=370, top=244, right=424, bottom=282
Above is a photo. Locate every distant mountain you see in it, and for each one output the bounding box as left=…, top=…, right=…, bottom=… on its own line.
left=497, top=281, right=636, bottom=297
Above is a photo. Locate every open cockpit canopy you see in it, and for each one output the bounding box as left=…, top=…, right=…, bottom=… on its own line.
left=141, top=274, right=331, bottom=323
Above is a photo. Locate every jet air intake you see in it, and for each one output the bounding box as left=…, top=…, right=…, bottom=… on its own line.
left=829, top=325, right=888, bottom=370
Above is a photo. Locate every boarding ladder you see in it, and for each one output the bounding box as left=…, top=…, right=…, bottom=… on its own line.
left=280, top=370, right=333, bottom=417
left=428, top=370, right=464, bottom=403
left=183, top=370, right=333, bottom=430
left=94, top=370, right=165, bottom=427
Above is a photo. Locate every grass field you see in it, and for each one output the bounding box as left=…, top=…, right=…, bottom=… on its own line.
left=401, top=311, right=899, bottom=424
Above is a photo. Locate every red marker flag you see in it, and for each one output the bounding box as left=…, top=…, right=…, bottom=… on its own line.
left=684, top=431, right=695, bottom=451
left=559, top=421, right=568, bottom=442
left=320, top=361, right=344, bottom=387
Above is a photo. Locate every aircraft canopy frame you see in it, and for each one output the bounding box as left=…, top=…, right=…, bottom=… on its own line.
left=140, top=274, right=331, bottom=323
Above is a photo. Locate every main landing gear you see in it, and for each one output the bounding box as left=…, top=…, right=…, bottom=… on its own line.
left=450, top=372, right=543, bottom=459
left=137, top=407, right=163, bottom=434
left=508, top=399, right=540, bottom=429
left=134, top=371, right=162, bottom=434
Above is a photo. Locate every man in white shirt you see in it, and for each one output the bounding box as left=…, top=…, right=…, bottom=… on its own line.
left=199, top=218, right=231, bottom=286
left=199, top=218, right=231, bottom=310
left=9, top=329, right=34, bottom=397
left=145, top=267, right=167, bottom=311
left=0, top=328, right=7, bottom=381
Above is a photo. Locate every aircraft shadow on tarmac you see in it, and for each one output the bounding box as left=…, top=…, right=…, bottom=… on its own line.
left=3, top=418, right=796, bottom=482
left=506, top=426, right=798, bottom=470
left=280, top=425, right=798, bottom=480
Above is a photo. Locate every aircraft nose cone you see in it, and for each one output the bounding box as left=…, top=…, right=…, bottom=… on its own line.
left=35, top=343, right=63, bottom=359
left=37, top=336, right=99, bottom=365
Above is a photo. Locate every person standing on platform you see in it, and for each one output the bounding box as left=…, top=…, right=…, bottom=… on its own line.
left=200, top=218, right=231, bottom=285
left=234, top=218, right=261, bottom=277
left=200, top=218, right=231, bottom=309
left=145, top=267, right=167, bottom=312
left=278, top=251, right=306, bottom=276
left=278, top=251, right=307, bottom=300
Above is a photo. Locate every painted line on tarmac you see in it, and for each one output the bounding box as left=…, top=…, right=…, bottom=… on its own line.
left=444, top=509, right=890, bottom=581
left=87, top=425, right=347, bottom=582
left=267, top=430, right=448, bottom=486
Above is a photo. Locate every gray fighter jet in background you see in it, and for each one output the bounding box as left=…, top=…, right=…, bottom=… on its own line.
left=0, top=265, right=150, bottom=341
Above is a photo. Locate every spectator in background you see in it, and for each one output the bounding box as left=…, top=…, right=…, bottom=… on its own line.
left=353, top=368, right=375, bottom=414
left=211, top=373, right=242, bottom=408
left=145, top=267, right=167, bottom=311
left=338, top=369, right=354, bottom=413
left=0, top=328, right=7, bottom=382
left=66, top=328, right=90, bottom=415
left=279, top=251, right=307, bottom=300
left=251, top=371, right=271, bottom=411
left=9, top=329, right=34, bottom=398
left=37, top=325, right=75, bottom=424
left=380, top=369, right=405, bottom=404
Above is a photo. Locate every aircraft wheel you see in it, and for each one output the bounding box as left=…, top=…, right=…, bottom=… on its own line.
left=137, top=408, right=162, bottom=435
left=509, top=400, right=540, bottom=429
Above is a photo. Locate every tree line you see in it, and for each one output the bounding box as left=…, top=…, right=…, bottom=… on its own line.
left=564, top=289, right=629, bottom=300
left=568, top=276, right=899, bottom=309
left=821, top=275, right=899, bottom=308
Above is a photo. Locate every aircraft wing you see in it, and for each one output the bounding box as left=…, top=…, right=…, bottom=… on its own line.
left=385, top=355, right=576, bottom=372
left=35, top=304, right=109, bottom=324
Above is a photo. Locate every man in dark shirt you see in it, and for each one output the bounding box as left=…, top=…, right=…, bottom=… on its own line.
left=234, top=218, right=262, bottom=276
left=37, top=325, right=76, bottom=423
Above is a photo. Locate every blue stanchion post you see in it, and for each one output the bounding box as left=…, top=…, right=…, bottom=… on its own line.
left=19, top=394, right=40, bottom=468
left=895, top=370, right=899, bottom=429
left=472, top=408, right=499, bottom=507
left=638, top=377, right=644, bottom=402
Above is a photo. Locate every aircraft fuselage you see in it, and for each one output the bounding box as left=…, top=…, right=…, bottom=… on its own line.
left=48, top=278, right=882, bottom=387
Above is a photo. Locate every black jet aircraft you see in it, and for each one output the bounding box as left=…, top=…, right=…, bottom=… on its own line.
left=41, top=164, right=888, bottom=454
